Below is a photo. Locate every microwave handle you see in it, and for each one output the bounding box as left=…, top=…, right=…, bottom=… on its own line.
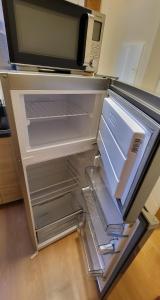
left=77, top=13, right=94, bottom=67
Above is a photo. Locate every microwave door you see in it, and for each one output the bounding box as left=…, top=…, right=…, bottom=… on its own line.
left=97, top=209, right=159, bottom=299
left=2, top=0, right=91, bottom=70
left=97, top=82, right=160, bottom=224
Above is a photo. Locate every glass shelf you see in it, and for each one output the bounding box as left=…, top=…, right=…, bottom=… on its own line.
left=26, top=99, right=91, bottom=121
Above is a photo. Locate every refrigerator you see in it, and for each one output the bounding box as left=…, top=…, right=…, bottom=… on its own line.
left=1, top=72, right=160, bottom=298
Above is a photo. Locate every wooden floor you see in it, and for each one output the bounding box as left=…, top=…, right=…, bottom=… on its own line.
left=0, top=202, right=160, bottom=300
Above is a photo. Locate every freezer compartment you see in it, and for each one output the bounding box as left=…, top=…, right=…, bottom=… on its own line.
left=28, top=116, right=93, bottom=148
left=24, top=93, right=100, bottom=149
left=85, top=166, right=124, bottom=236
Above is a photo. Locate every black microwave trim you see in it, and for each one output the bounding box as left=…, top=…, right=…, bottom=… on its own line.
left=2, top=0, right=91, bottom=70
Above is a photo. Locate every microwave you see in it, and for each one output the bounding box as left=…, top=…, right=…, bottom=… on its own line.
left=2, top=0, right=105, bottom=73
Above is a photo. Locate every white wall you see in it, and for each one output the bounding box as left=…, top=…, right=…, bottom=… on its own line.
left=98, top=0, right=160, bottom=87
left=141, top=23, right=160, bottom=93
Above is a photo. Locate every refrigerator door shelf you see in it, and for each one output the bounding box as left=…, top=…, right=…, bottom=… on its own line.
left=96, top=209, right=160, bottom=296
left=82, top=187, right=128, bottom=253
left=84, top=166, right=125, bottom=237
left=79, top=220, right=104, bottom=277
left=79, top=212, right=133, bottom=279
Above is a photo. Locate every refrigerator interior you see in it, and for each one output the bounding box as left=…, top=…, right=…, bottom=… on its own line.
left=26, top=149, right=97, bottom=244
left=24, top=93, right=99, bottom=148
left=26, top=147, right=136, bottom=278
left=24, top=87, right=159, bottom=274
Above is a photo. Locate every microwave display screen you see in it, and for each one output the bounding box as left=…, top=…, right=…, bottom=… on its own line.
left=14, top=0, right=79, bottom=60
left=92, top=21, right=102, bottom=42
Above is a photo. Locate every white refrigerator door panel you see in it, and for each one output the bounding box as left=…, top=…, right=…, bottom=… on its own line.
left=99, top=116, right=126, bottom=179
left=99, top=97, right=146, bottom=199
left=97, top=132, right=119, bottom=197
left=102, top=97, right=145, bottom=157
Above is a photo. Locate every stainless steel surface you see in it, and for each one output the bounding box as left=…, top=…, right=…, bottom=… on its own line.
left=0, top=72, right=109, bottom=91
left=110, top=80, right=160, bottom=123
left=126, top=146, right=160, bottom=223
left=0, top=74, right=38, bottom=250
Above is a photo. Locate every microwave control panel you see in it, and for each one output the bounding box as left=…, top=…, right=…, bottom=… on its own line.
left=85, top=11, right=105, bottom=72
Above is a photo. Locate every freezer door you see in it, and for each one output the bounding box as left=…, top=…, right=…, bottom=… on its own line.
left=97, top=81, right=160, bottom=223
left=97, top=209, right=159, bottom=299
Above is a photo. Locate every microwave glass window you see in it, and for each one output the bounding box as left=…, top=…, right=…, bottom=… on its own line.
left=14, top=0, right=79, bottom=60
left=92, top=21, right=102, bottom=42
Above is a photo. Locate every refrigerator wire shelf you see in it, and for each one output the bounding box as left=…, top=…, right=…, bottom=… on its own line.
left=31, top=176, right=79, bottom=206
left=33, top=190, right=83, bottom=231
left=25, top=97, right=93, bottom=121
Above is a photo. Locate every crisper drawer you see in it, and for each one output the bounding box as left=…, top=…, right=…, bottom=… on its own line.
left=33, top=191, right=82, bottom=230
left=37, top=215, right=81, bottom=244
left=33, top=190, right=83, bottom=244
